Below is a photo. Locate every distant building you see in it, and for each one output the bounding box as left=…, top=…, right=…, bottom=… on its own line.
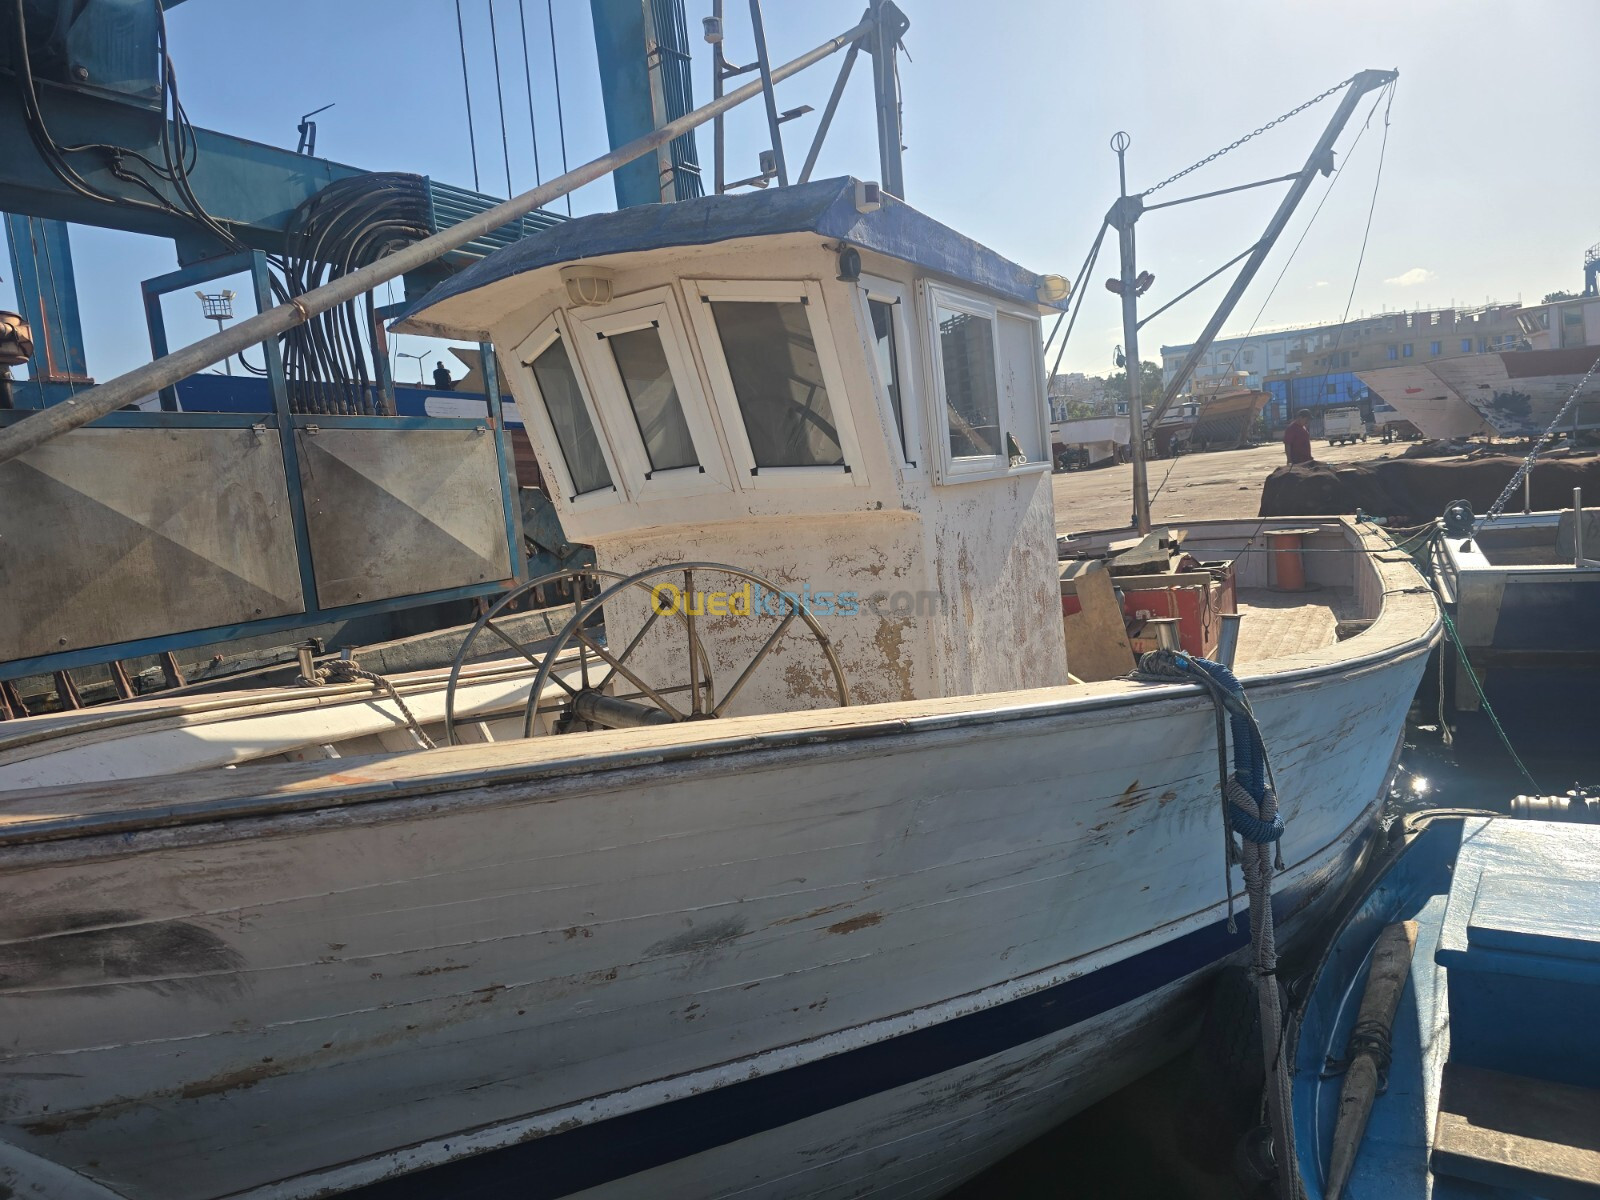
left=1515, top=294, right=1600, bottom=351
left=1160, top=302, right=1527, bottom=429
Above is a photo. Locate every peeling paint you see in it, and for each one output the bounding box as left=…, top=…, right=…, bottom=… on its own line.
left=643, top=917, right=747, bottom=959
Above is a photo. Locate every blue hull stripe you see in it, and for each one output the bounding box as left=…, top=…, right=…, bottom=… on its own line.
left=344, top=844, right=1354, bottom=1199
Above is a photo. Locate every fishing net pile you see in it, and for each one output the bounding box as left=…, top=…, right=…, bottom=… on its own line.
left=1259, top=453, right=1600, bottom=522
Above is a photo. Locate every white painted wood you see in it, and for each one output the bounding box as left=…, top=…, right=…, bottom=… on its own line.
left=1354, top=362, right=1492, bottom=440
left=0, top=523, right=1436, bottom=1199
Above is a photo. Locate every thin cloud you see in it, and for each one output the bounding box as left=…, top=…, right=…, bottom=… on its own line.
left=1385, top=267, right=1435, bottom=287
left=1313, top=280, right=1330, bottom=287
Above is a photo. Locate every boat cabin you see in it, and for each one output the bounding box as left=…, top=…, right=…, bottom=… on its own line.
left=398, top=177, right=1072, bottom=713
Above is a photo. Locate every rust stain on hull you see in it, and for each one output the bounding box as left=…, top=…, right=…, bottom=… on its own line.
left=826, top=912, right=883, bottom=935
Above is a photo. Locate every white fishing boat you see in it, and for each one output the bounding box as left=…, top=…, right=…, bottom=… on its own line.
left=0, top=176, right=1440, bottom=1199
left=1050, top=413, right=1130, bottom=469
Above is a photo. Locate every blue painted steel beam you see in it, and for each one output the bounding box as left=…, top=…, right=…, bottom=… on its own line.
left=590, top=0, right=702, bottom=208
left=3, top=213, right=90, bottom=385
left=481, top=341, right=528, bottom=581
left=592, top=0, right=667, bottom=208
left=0, top=84, right=565, bottom=266
left=0, top=80, right=365, bottom=257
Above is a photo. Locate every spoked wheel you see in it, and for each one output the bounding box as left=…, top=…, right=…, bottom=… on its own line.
left=442, top=566, right=679, bottom=745
left=520, top=562, right=851, bottom=737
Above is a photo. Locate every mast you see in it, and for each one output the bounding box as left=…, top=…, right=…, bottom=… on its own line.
left=1098, top=69, right=1397, bottom=534
left=1109, top=132, right=1151, bottom=535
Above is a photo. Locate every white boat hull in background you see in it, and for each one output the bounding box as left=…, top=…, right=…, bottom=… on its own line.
left=1355, top=362, right=1491, bottom=440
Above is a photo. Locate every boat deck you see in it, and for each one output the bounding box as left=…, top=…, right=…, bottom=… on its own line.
left=1234, top=586, right=1361, bottom=668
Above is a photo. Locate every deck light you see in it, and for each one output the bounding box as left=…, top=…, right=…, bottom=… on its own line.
left=1037, top=274, right=1073, bottom=304
left=561, top=266, right=615, bottom=308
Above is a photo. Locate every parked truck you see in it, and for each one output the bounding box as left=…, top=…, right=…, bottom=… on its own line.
left=1322, top=406, right=1368, bottom=446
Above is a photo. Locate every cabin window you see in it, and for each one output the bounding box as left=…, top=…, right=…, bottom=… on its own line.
left=937, top=307, right=1001, bottom=458
left=857, top=275, right=919, bottom=469
left=924, top=284, right=1048, bottom=483
left=870, top=301, right=908, bottom=459
left=687, top=279, right=862, bottom=488
left=609, top=326, right=697, bottom=472
left=710, top=301, right=844, bottom=468
left=529, top=337, right=613, bottom=496
left=570, top=288, right=730, bottom=497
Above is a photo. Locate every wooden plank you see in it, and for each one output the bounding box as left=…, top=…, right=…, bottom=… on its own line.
left=1106, top=531, right=1172, bottom=578
left=1061, top=561, right=1136, bottom=683
left=1432, top=1063, right=1600, bottom=1198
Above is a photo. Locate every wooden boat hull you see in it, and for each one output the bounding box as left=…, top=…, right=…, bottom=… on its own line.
left=0, top=616, right=1432, bottom=1199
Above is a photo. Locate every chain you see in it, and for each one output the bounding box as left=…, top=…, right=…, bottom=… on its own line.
left=1483, top=354, right=1600, bottom=522
left=1141, top=75, right=1358, bottom=197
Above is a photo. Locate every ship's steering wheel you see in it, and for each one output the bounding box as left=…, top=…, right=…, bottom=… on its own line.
left=442, top=563, right=850, bottom=744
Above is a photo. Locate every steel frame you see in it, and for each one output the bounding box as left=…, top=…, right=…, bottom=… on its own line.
left=0, top=272, right=526, bottom=683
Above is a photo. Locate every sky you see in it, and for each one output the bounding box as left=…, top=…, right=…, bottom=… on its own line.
left=4, top=0, right=1598, bottom=384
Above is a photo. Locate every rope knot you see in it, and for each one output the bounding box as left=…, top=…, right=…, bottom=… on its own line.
left=1132, top=647, right=1190, bottom=680
left=1226, top=778, right=1286, bottom=844
left=296, top=655, right=435, bottom=750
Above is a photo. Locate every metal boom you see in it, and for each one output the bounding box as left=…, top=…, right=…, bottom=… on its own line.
left=1149, top=68, right=1397, bottom=427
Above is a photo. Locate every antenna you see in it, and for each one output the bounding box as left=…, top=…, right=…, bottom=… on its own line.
left=296, top=103, right=336, bottom=156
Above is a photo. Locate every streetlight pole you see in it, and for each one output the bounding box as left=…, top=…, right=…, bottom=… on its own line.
left=195, top=290, right=237, bottom=376
left=397, top=351, right=427, bottom=385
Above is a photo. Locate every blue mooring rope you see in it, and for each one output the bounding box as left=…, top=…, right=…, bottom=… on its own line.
left=1136, top=651, right=1285, bottom=845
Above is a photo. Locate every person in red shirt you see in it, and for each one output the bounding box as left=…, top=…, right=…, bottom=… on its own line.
left=1283, top=408, right=1314, bottom=465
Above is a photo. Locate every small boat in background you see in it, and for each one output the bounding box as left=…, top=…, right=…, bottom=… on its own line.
left=1290, top=806, right=1600, bottom=1199
left=1050, top=414, right=1131, bottom=470
left=1148, top=386, right=1271, bottom=457
left=1187, top=386, right=1272, bottom=452
left=1426, top=494, right=1600, bottom=757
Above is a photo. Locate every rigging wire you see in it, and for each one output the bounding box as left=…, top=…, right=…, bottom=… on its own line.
left=1144, top=85, right=1393, bottom=512
left=1047, top=221, right=1110, bottom=383
left=1330, top=80, right=1397, bottom=353
left=1141, top=75, right=1358, bottom=198
left=518, top=0, right=544, bottom=186
left=546, top=0, right=572, bottom=215
left=454, top=0, right=481, bottom=191
left=488, top=0, right=515, bottom=196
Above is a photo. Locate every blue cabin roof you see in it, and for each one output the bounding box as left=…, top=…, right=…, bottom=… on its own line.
left=397, top=177, right=1064, bottom=332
